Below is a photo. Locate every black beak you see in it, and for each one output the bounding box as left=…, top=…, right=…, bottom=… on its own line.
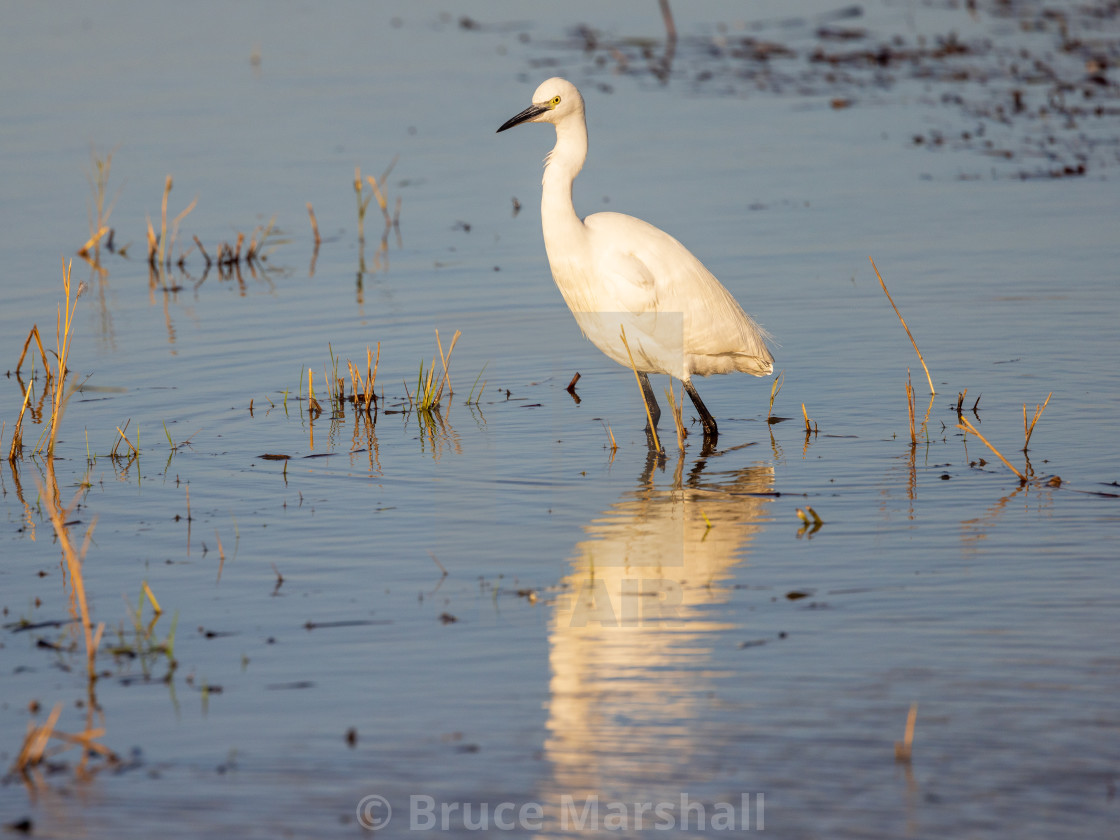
left=497, top=103, right=549, bottom=133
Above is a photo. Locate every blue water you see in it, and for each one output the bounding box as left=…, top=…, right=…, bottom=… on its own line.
left=2, top=2, right=1118, bottom=837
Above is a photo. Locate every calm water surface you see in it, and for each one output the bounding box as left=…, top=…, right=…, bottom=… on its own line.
left=2, top=2, right=1118, bottom=837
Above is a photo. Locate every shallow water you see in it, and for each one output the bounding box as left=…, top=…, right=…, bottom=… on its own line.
left=2, top=1, right=1119, bottom=837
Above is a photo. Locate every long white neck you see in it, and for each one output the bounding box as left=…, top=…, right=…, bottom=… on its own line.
left=541, top=115, right=588, bottom=252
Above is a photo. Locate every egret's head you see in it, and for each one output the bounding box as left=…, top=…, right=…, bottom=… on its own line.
left=496, top=78, right=584, bottom=133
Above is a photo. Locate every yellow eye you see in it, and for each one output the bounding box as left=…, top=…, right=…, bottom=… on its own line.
left=549, top=96, right=561, bottom=107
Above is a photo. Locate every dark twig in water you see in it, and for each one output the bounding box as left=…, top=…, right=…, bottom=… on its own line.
left=193, top=235, right=211, bottom=267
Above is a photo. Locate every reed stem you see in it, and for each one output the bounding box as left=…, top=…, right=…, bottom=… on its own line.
left=871, top=257, right=935, bottom=395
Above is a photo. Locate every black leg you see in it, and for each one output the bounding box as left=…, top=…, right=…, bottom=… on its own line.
left=683, top=380, right=718, bottom=443
left=637, top=372, right=661, bottom=431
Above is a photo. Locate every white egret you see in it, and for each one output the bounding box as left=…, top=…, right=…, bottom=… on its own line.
left=497, top=78, right=774, bottom=446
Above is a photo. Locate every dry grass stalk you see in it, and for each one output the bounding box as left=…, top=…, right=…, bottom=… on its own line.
left=143, top=176, right=196, bottom=269
left=77, top=226, right=110, bottom=259
left=604, top=422, right=618, bottom=453
left=321, top=369, right=336, bottom=412
left=48, top=726, right=114, bottom=759
left=39, top=465, right=101, bottom=674
left=870, top=257, right=935, bottom=395
left=367, top=156, right=398, bottom=223
left=346, top=343, right=380, bottom=413
left=346, top=361, right=360, bottom=408
left=215, top=530, right=226, bottom=582
left=307, top=202, right=321, bottom=247
left=15, top=324, right=50, bottom=377
left=957, top=415, right=1026, bottom=482
left=307, top=368, right=322, bottom=416
left=415, top=359, right=438, bottom=411
left=767, top=369, right=784, bottom=423
left=245, top=217, right=275, bottom=262
left=801, top=402, right=817, bottom=434
left=354, top=166, right=371, bottom=243
left=8, top=381, right=33, bottom=462
left=113, top=427, right=137, bottom=456
left=11, top=702, right=63, bottom=774
left=111, top=419, right=138, bottom=458
left=83, top=145, right=120, bottom=256
left=659, top=0, right=677, bottom=42
left=353, top=159, right=399, bottom=256
left=894, top=702, right=918, bottom=762
left=146, top=216, right=158, bottom=263
left=365, top=175, right=392, bottom=227
left=795, top=506, right=824, bottom=537
left=367, top=344, right=380, bottom=409
left=46, top=260, right=82, bottom=456
left=906, top=368, right=916, bottom=445
left=921, top=392, right=934, bottom=433
left=158, top=175, right=172, bottom=268
left=619, top=325, right=660, bottom=451
left=414, top=331, right=460, bottom=412
left=433, top=329, right=460, bottom=404
left=11, top=700, right=116, bottom=778
left=168, top=195, right=197, bottom=264
left=665, top=382, right=686, bottom=450
left=1023, top=392, right=1051, bottom=452
left=142, top=581, right=163, bottom=615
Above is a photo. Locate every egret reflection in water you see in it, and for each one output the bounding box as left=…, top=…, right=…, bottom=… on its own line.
left=539, top=453, right=775, bottom=826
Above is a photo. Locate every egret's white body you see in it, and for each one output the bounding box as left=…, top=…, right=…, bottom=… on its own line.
left=498, top=78, right=773, bottom=443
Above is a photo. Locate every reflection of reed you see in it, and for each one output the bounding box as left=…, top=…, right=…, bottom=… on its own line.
left=14, top=456, right=116, bottom=786
left=355, top=162, right=403, bottom=304
left=37, top=459, right=99, bottom=678
left=4, top=459, right=37, bottom=541
left=350, top=410, right=382, bottom=475
left=539, top=454, right=773, bottom=827
left=416, top=408, right=462, bottom=461
left=959, top=482, right=1055, bottom=555
left=7, top=261, right=122, bottom=785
